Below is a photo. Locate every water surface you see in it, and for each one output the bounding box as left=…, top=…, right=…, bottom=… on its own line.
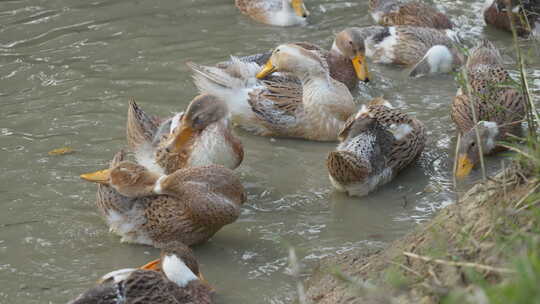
left=1, top=0, right=539, bottom=303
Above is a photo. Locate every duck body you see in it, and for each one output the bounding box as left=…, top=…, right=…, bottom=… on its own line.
left=127, top=95, right=243, bottom=173
left=336, top=26, right=463, bottom=78
left=452, top=40, right=526, bottom=177
left=82, top=151, right=247, bottom=247
left=369, top=0, right=453, bottom=29
left=189, top=44, right=357, bottom=141
left=69, top=242, right=213, bottom=304
left=327, top=98, right=426, bottom=197
left=483, top=0, right=540, bottom=37
left=235, top=0, right=309, bottom=26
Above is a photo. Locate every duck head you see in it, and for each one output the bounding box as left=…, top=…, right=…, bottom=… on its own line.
left=80, top=161, right=161, bottom=197
left=334, top=29, right=370, bottom=82
left=162, top=94, right=228, bottom=155
left=456, top=121, right=499, bottom=178
left=256, top=44, right=328, bottom=79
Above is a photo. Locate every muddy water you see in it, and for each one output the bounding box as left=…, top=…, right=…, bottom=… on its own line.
left=0, top=0, right=538, bottom=303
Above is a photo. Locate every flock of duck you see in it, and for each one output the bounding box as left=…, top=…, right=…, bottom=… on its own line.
left=70, top=0, right=538, bottom=303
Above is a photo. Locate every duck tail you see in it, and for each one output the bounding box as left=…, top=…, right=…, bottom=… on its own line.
left=467, top=39, right=502, bottom=67
left=127, top=98, right=160, bottom=151
left=326, top=151, right=368, bottom=186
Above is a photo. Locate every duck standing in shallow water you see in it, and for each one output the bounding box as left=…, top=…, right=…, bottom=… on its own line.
left=68, top=242, right=213, bottom=304
left=189, top=44, right=357, bottom=141
left=80, top=150, right=246, bottom=246
left=127, top=94, right=243, bottom=173
left=235, top=0, right=309, bottom=26
left=483, top=0, right=540, bottom=37
left=327, top=98, right=426, bottom=197
left=333, top=26, right=463, bottom=78
left=452, top=40, right=525, bottom=178
left=369, top=0, right=454, bottom=30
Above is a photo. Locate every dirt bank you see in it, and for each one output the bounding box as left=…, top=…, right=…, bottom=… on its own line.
left=304, top=163, right=539, bottom=304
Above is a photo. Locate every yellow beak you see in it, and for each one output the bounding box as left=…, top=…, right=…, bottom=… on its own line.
left=291, top=0, right=308, bottom=18
left=256, top=59, right=277, bottom=79
left=351, top=52, right=370, bottom=82
left=456, top=154, right=474, bottom=178
left=167, top=124, right=196, bottom=153
left=80, top=169, right=111, bottom=184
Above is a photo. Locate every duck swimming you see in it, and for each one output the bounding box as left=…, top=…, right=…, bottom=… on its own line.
left=452, top=40, right=525, bottom=178
left=128, top=94, right=243, bottom=173
left=235, top=0, right=309, bottom=26
left=80, top=150, right=246, bottom=246
left=188, top=44, right=357, bottom=141
left=327, top=98, right=426, bottom=197
left=333, top=26, right=463, bottom=78
left=483, top=0, right=540, bottom=37
left=369, top=0, right=454, bottom=29
left=68, top=241, right=213, bottom=304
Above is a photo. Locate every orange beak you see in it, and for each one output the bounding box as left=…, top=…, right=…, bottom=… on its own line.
left=351, top=52, right=370, bottom=82
left=256, top=59, right=277, bottom=79
left=167, top=124, right=196, bottom=154
left=456, top=154, right=474, bottom=178
left=80, top=169, right=111, bottom=185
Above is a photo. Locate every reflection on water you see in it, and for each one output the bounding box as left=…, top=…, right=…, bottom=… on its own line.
left=0, top=0, right=538, bottom=303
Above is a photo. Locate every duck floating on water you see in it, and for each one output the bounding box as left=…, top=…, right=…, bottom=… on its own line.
left=68, top=241, right=213, bottom=304
left=483, top=0, right=540, bottom=37
left=127, top=94, right=243, bottom=173
left=369, top=0, right=454, bottom=29
left=333, top=26, right=463, bottom=78
left=80, top=150, right=246, bottom=246
left=235, top=0, right=309, bottom=26
left=327, top=98, right=426, bottom=197
left=452, top=40, right=525, bottom=178
left=188, top=44, right=357, bottom=141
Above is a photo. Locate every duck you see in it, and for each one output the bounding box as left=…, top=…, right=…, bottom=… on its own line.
left=235, top=0, right=309, bottom=26
left=452, top=40, right=525, bottom=178
left=333, top=26, right=464, bottom=78
left=188, top=43, right=357, bottom=141
left=127, top=94, right=244, bottom=173
left=68, top=241, right=213, bottom=304
left=483, top=0, right=540, bottom=37
left=327, top=98, right=426, bottom=197
left=369, top=0, right=454, bottom=29
left=80, top=150, right=247, bottom=246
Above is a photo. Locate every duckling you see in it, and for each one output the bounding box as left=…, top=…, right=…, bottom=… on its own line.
left=68, top=241, right=213, bottom=304
left=452, top=40, right=525, bottom=178
left=128, top=94, right=243, bottom=173
left=333, top=26, right=463, bottom=78
left=327, top=98, right=426, bottom=197
left=235, top=0, right=309, bottom=26
left=483, top=0, right=540, bottom=37
left=80, top=150, right=246, bottom=246
left=369, top=0, right=454, bottom=29
left=188, top=44, right=357, bottom=141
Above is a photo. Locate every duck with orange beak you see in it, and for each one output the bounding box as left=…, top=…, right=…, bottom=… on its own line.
left=452, top=40, right=525, bottom=178
left=235, top=0, right=309, bottom=26
left=80, top=150, right=246, bottom=246
left=128, top=94, right=243, bottom=173
left=68, top=242, right=213, bottom=304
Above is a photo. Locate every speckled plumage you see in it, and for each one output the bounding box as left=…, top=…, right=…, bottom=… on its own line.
left=483, top=0, right=540, bottom=36
left=91, top=151, right=246, bottom=247
left=452, top=40, right=525, bottom=147
left=69, top=243, right=213, bottom=304
left=188, top=44, right=357, bottom=142
left=327, top=99, right=426, bottom=196
left=369, top=0, right=453, bottom=29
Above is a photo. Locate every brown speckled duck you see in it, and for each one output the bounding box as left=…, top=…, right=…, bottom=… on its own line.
left=80, top=150, right=246, bottom=246
left=327, top=98, right=426, bottom=197
left=235, top=0, right=309, bottom=26
left=127, top=94, right=243, bottom=173
left=69, top=242, right=213, bottom=304
left=334, top=26, right=463, bottom=78
left=188, top=44, right=357, bottom=141
left=452, top=40, right=525, bottom=178
left=369, top=0, right=454, bottom=30
left=483, top=0, right=540, bottom=37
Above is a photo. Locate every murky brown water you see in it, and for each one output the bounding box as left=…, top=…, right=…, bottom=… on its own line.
left=1, top=0, right=539, bottom=303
